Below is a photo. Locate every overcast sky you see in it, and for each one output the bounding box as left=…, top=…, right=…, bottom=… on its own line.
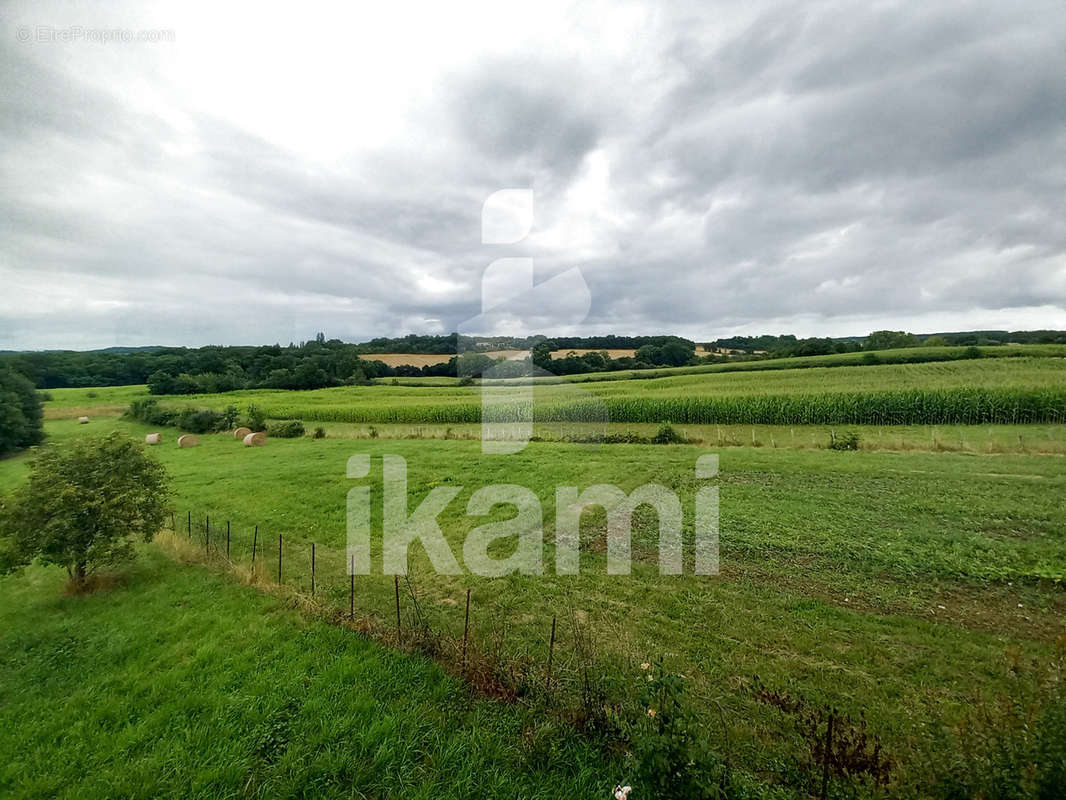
left=2, top=1, right=1065, bottom=350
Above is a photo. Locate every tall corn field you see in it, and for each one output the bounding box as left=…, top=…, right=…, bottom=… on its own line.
left=158, top=356, right=1066, bottom=426
left=251, top=387, right=1066, bottom=425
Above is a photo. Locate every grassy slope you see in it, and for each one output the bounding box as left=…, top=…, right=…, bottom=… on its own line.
left=0, top=549, right=612, bottom=800
left=4, top=418, right=1064, bottom=791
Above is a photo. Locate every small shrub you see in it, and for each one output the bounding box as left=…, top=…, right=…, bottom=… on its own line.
left=221, top=404, right=240, bottom=429
left=861, top=352, right=880, bottom=365
left=312, top=426, right=326, bottom=439
left=86, top=391, right=98, bottom=398
left=625, top=663, right=736, bottom=800
left=828, top=430, right=861, bottom=451
left=652, top=422, right=685, bottom=444
left=174, top=408, right=228, bottom=434
left=245, top=403, right=267, bottom=431
left=37, top=391, right=54, bottom=402
left=930, top=644, right=1066, bottom=799
left=753, top=678, right=892, bottom=796
left=127, top=399, right=229, bottom=434
left=962, top=346, right=983, bottom=359
left=459, top=375, right=475, bottom=387
left=368, top=426, right=378, bottom=439
left=347, top=368, right=373, bottom=386
left=604, top=431, right=651, bottom=444
left=266, top=420, right=305, bottom=438
left=127, top=398, right=176, bottom=427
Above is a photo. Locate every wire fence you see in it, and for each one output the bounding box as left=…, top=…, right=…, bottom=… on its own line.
left=167, top=509, right=598, bottom=704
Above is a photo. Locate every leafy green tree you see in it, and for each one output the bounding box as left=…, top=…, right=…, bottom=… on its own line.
left=658, top=340, right=695, bottom=367
left=635, top=344, right=662, bottom=364
left=922, top=335, right=949, bottom=347
left=532, top=341, right=555, bottom=371
left=146, top=369, right=177, bottom=395
left=0, top=433, right=170, bottom=587
left=864, top=330, right=919, bottom=350
left=0, top=366, right=44, bottom=455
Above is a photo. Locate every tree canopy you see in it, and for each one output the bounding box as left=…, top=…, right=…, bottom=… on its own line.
left=0, top=433, right=171, bottom=586
left=0, top=366, right=44, bottom=455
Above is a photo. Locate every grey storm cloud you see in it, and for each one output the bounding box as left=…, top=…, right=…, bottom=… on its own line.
left=1, top=0, right=1064, bottom=350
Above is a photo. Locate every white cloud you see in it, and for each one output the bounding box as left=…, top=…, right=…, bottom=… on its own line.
left=1, top=0, right=1064, bottom=349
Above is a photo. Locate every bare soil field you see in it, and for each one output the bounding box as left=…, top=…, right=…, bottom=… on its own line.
left=364, top=350, right=528, bottom=367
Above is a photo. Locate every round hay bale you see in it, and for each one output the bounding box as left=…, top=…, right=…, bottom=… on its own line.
left=177, top=434, right=199, bottom=448
left=145, top=433, right=162, bottom=445
left=77, top=416, right=90, bottom=424
left=233, top=427, right=252, bottom=439
left=242, top=432, right=267, bottom=447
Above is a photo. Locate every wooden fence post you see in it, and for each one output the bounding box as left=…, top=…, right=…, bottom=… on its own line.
left=820, top=710, right=835, bottom=800
left=349, top=555, right=354, bottom=619
left=546, top=615, right=557, bottom=689
left=251, top=525, right=258, bottom=569
left=187, top=510, right=191, bottom=536
left=461, top=588, right=471, bottom=674
left=394, top=575, right=401, bottom=638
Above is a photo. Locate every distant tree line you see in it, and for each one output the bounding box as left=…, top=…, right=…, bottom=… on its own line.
left=707, top=329, right=1066, bottom=355
left=2, top=330, right=1063, bottom=393
left=0, top=334, right=704, bottom=390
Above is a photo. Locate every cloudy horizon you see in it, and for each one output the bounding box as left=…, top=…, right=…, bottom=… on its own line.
left=2, top=1, right=1065, bottom=351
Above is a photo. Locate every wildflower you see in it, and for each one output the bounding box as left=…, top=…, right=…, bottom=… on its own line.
left=647, top=708, right=656, bottom=717
left=613, top=785, right=632, bottom=800
left=640, top=662, right=651, bottom=671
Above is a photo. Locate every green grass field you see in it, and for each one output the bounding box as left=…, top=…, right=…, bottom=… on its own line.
left=6, top=351, right=1066, bottom=797
left=0, top=549, right=612, bottom=800
left=3, top=411, right=1064, bottom=796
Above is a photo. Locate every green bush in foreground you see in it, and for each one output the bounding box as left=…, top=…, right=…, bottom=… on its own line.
left=929, top=645, right=1066, bottom=800
left=0, top=432, right=170, bottom=587
left=626, top=663, right=736, bottom=799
